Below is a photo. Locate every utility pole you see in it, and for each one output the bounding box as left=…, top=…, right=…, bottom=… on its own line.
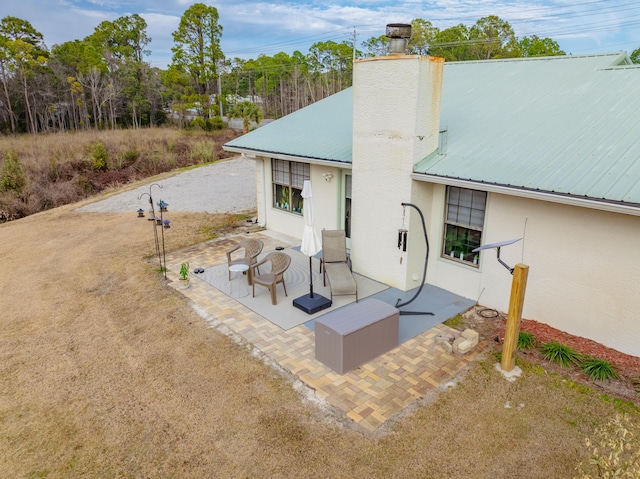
left=217, top=61, right=223, bottom=118
left=352, top=27, right=357, bottom=84
left=352, top=27, right=357, bottom=62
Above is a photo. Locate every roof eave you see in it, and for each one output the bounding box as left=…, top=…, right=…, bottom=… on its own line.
left=411, top=173, right=640, bottom=217
left=223, top=146, right=352, bottom=168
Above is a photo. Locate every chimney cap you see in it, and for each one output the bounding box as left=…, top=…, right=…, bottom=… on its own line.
left=386, top=23, right=412, bottom=39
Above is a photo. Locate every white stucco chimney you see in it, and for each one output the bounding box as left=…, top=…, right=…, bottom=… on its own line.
left=350, top=33, right=444, bottom=291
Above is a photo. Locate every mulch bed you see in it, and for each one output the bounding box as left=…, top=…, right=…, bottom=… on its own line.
left=461, top=307, right=640, bottom=405
left=519, top=319, right=640, bottom=379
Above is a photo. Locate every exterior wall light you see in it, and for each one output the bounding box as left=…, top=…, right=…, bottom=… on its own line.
left=322, top=173, right=333, bottom=182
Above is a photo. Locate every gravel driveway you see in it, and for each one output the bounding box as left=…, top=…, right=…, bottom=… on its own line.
left=77, top=157, right=256, bottom=214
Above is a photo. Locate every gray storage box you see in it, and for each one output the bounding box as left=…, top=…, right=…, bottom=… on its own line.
left=315, top=298, right=399, bottom=374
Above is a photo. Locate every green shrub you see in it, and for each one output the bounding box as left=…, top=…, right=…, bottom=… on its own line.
left=582, top=357, right=619, bottom=381
left=207, top=116, right=225, bottom=131
left=0, top=151, right=26, bottom=193
left=517, top=331, right=535, bottom=350
left=540, top=341, right=582, bottom=367
left=189, top=116, right=206, bottom=131
left=89, top=141, right=109, bottom=172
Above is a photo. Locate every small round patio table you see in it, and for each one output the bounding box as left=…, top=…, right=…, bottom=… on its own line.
left=228, top=263, right=250, bottom=298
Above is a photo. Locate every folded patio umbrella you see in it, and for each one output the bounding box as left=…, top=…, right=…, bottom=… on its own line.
left=293, top=180, right=331, bottom=314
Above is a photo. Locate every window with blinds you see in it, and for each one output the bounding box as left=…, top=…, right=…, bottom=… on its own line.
left=272, top=159, right=310, bottom=215
left=443, top=186, right=486, bottom=266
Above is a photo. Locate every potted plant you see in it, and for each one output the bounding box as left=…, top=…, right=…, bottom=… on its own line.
left=178, top=262, right=190, bottom=289
left=445, top=230, right=462, bottom=257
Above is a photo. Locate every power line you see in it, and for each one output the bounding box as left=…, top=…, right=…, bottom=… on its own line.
left=224, top=25, right=357, bottom=56
left=221, top=1, right=640, bottom=59
left=426, top=0, right=640, bottom=24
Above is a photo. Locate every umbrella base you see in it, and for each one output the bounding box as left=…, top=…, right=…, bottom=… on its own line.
left=293, top=293, right=332, bottom=315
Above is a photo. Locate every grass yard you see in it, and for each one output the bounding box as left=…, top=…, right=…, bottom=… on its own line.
left=0, top=181, right=639, bottom=478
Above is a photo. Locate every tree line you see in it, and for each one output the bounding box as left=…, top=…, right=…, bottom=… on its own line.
left=1, top=4, right=639, bottom=135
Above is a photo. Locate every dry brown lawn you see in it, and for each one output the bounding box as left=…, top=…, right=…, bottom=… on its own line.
left=1, top=191, right=639, bottom=478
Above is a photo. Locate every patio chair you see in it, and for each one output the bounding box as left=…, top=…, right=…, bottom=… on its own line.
left=226, top=238, right=264, bottom=284
left=320, top=229, right=358, bottom=302
left=251, top=251, right=291, bottom=305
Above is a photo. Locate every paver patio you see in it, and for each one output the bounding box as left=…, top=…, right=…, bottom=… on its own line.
left=164, top=230, right=484, bottom=432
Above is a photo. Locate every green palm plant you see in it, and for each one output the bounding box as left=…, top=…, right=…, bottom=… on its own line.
left=228, top=101, right=263, bottom=133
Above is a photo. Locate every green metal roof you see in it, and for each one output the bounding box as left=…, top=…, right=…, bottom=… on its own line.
left=225, top=52, right=640, bottom=207
left=224, top=88, right=352, bottom=164
left=414, top=52, right=640, bottom=206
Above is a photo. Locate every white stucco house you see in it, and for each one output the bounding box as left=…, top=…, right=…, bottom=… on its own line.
left=223, top=50, right=640, bottom=358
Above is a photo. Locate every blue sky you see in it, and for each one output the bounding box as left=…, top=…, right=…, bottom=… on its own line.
left=3, top=0, right=640, bottom=68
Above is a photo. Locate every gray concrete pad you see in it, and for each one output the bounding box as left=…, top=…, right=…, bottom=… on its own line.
left=305, top=282, right=476, bottom=345
left=371, top=284, right=476, bottom=343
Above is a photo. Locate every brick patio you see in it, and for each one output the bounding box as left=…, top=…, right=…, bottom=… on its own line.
left=164, top=231, right=483, bottom=433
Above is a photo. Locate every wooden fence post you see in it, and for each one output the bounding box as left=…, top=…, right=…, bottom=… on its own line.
left=501, top=264, right=529, bottom=372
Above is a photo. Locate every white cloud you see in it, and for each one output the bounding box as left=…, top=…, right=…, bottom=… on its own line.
left=1, top=0, right=637, bottom=66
